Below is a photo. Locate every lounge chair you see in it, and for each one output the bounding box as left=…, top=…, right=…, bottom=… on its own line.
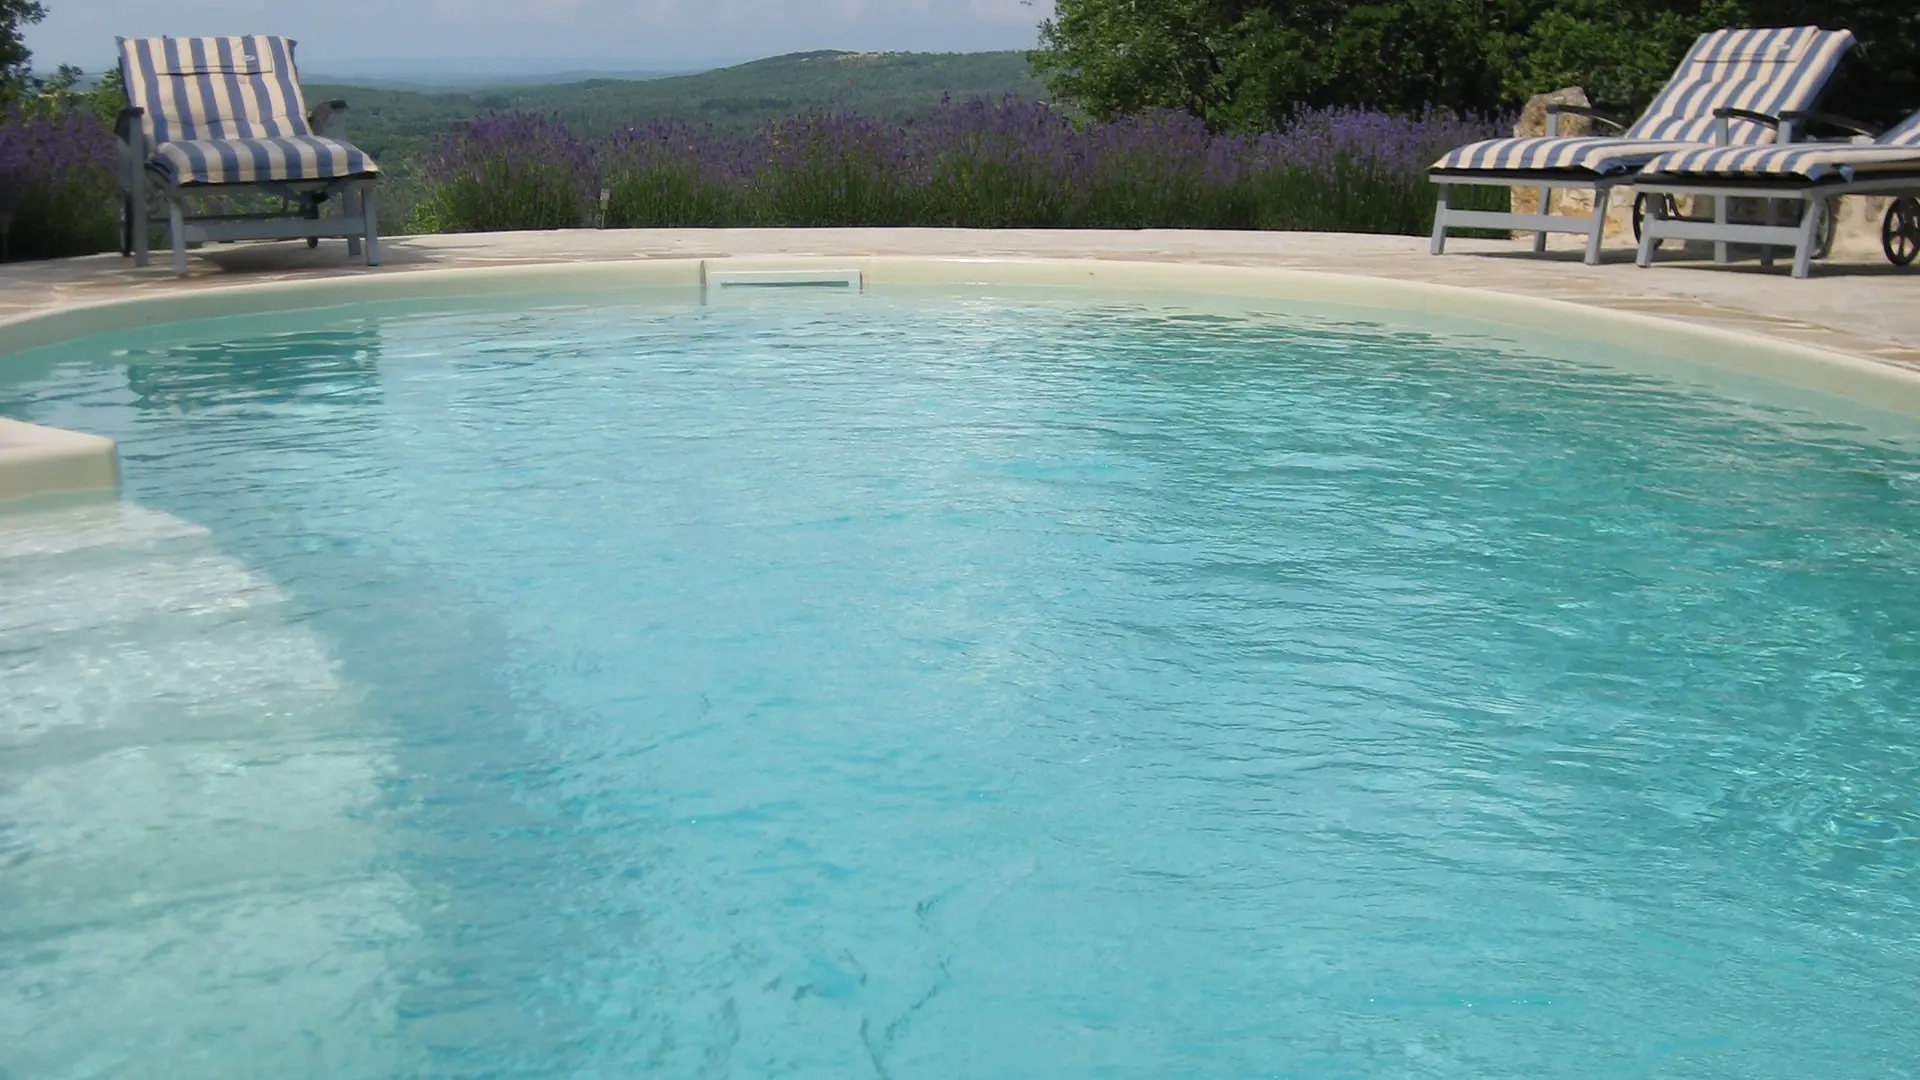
left=1428, top=26, right=1856, bottom=264
left=1632, top=109, right=1920, bottom=277
left=115, top=35, right=380, bottom=276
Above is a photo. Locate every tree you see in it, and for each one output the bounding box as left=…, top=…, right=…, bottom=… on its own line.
left=1032, top=0, right=1919, bottom=130
left=1491, top=0, right=1914, bottom=125
left=1, top=0, right=46, bottom=94
left=1032, top=0, right=1673, bottom=126
left=1745, top=0, right=1920, bottom=128
left=1489, top=0, right=1744, bottom=112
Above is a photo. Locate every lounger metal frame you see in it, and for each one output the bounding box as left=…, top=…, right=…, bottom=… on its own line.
left=1431, top=110, right=1801, bottom=266
left=116, top=102, right=379, bottom=277
left=114, top=34, right=382, bottom=278
left=1431, top=109, right=1637, bottom=265
left=1429, top=26, right=1854, bottom=266
left=1634, top=174, right=1915, bottom=278
left=1630, top=106, right=1920, bottom=277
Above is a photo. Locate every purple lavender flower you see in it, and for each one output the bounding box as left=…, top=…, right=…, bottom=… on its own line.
left=7, top=94, right=1512, bottom=259
left=420, top=111, right=596, bottom=231
left=411, top=97, right=1505, bottom=236
left=0, top=102, right=118, bottom=260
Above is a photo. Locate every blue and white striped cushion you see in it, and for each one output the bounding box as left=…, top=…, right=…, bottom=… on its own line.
left=1883, top=111, right=1920, bottom=147
left=118, top=35, right=379, bottom=185
left=1639, top=108, right=1920, bottom=183
left=1434, top=137, right=1705, bottom=176
left=1432, top=26, right=1855, bottom=176
left=151, top=135, right=377, bottom=185
left=1624, top=26, right=1855, bottom=142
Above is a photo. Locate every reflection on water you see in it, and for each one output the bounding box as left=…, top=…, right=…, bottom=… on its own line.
left=123, top=327, right=384, bottom=415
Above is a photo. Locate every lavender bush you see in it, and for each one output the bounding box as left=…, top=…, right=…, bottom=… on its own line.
left=415, top=112, right=598, bottom=232
left=599, top=121, right=761, bottom=227
left=0, top=101, right=118, bottom=261
left=1240, top=106, right=1512, bottom=234
left=419, top=97, right=1508, bottom=236
left=3, top=96, right=1508, bottom=261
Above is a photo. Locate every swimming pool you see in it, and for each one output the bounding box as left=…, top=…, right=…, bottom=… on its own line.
left=3, top=280, right=1919, bottom=1077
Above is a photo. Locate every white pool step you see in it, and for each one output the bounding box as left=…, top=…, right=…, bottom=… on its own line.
left=0, top=501, right=412, bottom=1078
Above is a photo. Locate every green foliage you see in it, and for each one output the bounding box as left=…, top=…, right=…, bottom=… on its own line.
left=3, top=161, right=116, bottom=260
left=0, top=0, right=45, bottom=102
left=423, top=101, right=1508, bottom=238
left=605, top=165, right=760, bottom=228
left=589, top=151, right=1506, bottom=234
left=1747, top=1, right=1920, bottom=128
left=0, top=99, right=118, bottom=262
left=1493, top=0, right=1744, bottom=111
left=1033, top=0, right=1920, bottom=128
left=0, top=0, right=121, bottom=262
left=548, top=51, right=1045, bottom=135
left=0, top=60, right=127, bottom=261
left=14, top=63, right=124, bottom=125
left=1032, top=0, right=1528, bottom=125
left=80, top=66, right=123, bottom=127
left=416, top=159, right=588, bottom=233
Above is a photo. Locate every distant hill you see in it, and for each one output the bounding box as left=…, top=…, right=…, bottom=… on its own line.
left=301, top=49, right=1045, bottom=229
left=306, top=50, right=1044, bottom=161
left=503, top=50, right=1047, bottom=132
left=299, top=55, right=743, bottom=91
left=302, top=70, right=681, bottom=92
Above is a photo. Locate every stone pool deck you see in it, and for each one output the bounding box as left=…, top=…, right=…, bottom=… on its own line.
left=2, top=229, right=1916, bottom=372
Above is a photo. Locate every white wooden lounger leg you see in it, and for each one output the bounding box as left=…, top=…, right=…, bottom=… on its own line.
left=1583, top=186, right=1610, bottom=265
left=1635, top=194, right=1663, bottom=267
left=361, top=186, right=380, bottom=267
left=1759, top=200, right=1778, bottom=269
left=1430, top=185, right=1450, bottom=255
left=344, top=185, right=363, bottom=258
left=1791, top=196, right=1820, bottom=278
left=1534, top=111, right=1558, bottom=253
left=1712, top=196, right=1729, bottom=265
left=167, top=198, right=188, bottom=277
left=130, top=163, right=150, bottom=268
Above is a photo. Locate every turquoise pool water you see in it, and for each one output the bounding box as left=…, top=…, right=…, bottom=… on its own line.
left=3, top=287, right=1919, bottom=1078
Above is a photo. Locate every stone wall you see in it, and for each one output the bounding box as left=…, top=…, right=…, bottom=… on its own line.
left=1827, top=195, right=1898, bottom=260
left=1507, top=88, right=1638, bottom=241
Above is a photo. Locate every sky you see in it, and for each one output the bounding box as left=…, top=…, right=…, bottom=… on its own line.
left=25, top=0, right=1055, bottom=70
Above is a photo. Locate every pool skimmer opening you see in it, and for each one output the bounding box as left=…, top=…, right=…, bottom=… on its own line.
left=702, top=268, right=863, bottom=296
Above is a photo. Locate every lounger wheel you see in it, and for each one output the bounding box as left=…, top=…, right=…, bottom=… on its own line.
left=307, top=237, right=320, bottom=248
left=1631, top=193, right=1677, bottom=246
left=1884, top=196, right=1920, bottom=267
left=1808, top=197, right=1838, bottom=261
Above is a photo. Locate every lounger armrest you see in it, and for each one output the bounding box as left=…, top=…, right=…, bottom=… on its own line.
left=1544, top=104, right=1626, bottom=133
left=307, top=99, right=349, bottom=135
left=1778, top=109, right=1882, bottom=138
left=1712, top=107, right=1782, bottom=129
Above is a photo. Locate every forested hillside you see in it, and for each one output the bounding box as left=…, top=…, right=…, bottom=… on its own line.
left=306, top=50, right=1045, bottom=171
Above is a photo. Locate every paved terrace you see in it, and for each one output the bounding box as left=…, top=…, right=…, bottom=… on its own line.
left=2, top=230, right=1916, bottom=371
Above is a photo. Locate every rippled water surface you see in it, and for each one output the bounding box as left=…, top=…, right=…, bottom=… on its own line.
left=3, top=288, right=1919, bottom=1078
